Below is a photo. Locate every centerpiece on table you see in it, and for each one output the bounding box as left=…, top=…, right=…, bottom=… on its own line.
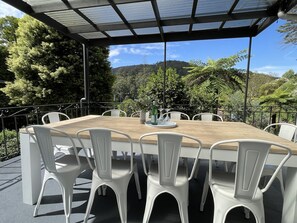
left=135, top=97, right=151, bottom=124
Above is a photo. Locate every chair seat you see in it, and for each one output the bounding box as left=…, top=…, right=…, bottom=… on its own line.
left=148, top=163, right=188, bottom=187
left=211, top=177, right=263, bottom=202
left=56, top=155, right=92, bottom=173
left=54, top=145, right=84, bottom=155
left=92, top=159, right=132, bottom=180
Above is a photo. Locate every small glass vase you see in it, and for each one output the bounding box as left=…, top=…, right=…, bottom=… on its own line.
left=140, top=110, right=146, bottom=124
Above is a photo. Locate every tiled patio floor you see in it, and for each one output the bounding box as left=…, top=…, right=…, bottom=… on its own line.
left=0, top=156, right=283, bottom=223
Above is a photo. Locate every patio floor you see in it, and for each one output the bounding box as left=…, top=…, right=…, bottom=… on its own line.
left=0, top=155, right=283, bottom=223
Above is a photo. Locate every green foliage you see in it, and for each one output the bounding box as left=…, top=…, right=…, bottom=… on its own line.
left=0, top=16, right=19, bottom=106
left=184, top=50, right=247, bottom=110
left=277, top=6, right=297, bottom=45
left=118, top=98, right=138, bottom=116
left=138, top=67, right=189, bottom=108
left=259, top=70, right=297, bottom=106
left=0, top=129, right=19, bottom=160
left=113, top=72, right=148, bottom=100
left=282, top=69, right=296, bottom=79
left=0, top=16, right=19, bottom=45
left=112, top=60, right=190, bottom=101
left=1, top=15, right=113, bottom=105
left=247, top=72, right=276, bottom=105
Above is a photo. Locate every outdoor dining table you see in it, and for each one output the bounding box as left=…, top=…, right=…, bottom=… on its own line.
left=20, top=115, right=297, bottom=223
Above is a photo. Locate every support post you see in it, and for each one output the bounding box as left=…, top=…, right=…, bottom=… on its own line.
left=82, top=44, right=90, bottom=115
left=243, top=37, right=252, bottom=123
left=163, top=42, right=167, bottom=108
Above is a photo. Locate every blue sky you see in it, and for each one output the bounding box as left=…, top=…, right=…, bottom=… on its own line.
left=1, top=1, right=296, bottom=77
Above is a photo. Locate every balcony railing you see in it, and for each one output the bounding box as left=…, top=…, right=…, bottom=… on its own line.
left=1, top=102, right=296, bottom=161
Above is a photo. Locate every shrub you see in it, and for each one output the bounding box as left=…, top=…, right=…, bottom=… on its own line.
left=0, top=129, right=19, bottom=160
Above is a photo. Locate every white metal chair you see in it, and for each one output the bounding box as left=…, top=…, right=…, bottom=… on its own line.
left=42, top=111, right=70, bottom=124
left=76, top=128, right=142, bottom=223
left=102, top=109, right=127, bottom=117
left=102, top=109, right=128, bottom=158
left=200, top=139, right=291, bottom=223
left=192, top=113, right=223, bottom=121
left=264, top=123, right=297, bottom=143
left=261, top=123, right=297, bottom=196
left=192, top=112, right=223, bottom=178
left=139, top=132, right=202, bottom=223
left=42, top=112, right=77, bottom=155
left=25, top=125, right=92, bottom=223
left=162, top=111, right=190, bottom=120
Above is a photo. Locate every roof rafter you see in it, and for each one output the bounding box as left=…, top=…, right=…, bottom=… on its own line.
left=219, top=0, right=240, bottom=30
left=151, top=0, right=164, bottom=42
left=61, top=0, right=110, bottom=39
left=189, top=0, right=199, bottom=33
left=2, top=0, right=88, bottom=44
left=107, top=0, right=138, bottom=37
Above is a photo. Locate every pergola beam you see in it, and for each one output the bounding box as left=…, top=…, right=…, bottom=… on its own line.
left=89, top=27, right=257, bottom=46
left=60, top=10, right=272, bottom=34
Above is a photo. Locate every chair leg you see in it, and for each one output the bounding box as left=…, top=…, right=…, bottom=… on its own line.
left=200, top=173, right=209, bottom=211
left=33, top=175, right=49, bottom=217
left=61, top=186, right=73, bottom=223
left=116, top=191, right=128, bottom=223
left=133, top=164, right=142, bottom=200
left=84, top=183, right=99, bottom=223
left=244, top=207, right=250, bottom=219
left=142, top=193, right=157, bottom=223
left=177, top=200, right=189, bottom=223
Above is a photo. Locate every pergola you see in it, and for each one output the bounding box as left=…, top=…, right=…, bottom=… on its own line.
left=3, top=0, right=297, bottom=120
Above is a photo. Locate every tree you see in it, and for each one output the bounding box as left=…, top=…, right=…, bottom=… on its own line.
left=112, top=72, right=148, bottom=101
left=138, top=67, right=189, bottom=108
left=1, top=15, right=113, bottom=105
left=0, top=16, right=19, bottom=45
left=278, top=6, right=297, bottom=45
left=259, top=71, right=297, bottom=107
left=282, top=69, right=296, bottom=79
left=184, top=50, right=247, bottom=111
left=0, top=16, right=18, bottom=106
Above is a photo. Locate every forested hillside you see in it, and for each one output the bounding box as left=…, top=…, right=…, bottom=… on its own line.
left=112, top=60, right=190, bottom=76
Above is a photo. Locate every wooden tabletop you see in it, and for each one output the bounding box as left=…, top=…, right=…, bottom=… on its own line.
left=21, top=115, right=297, bottom=155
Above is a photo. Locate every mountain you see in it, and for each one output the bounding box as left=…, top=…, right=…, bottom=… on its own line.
left=112, top=60, right=190, bottom=76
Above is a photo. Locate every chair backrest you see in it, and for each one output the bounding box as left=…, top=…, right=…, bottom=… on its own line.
left=264, top=123, right=297, bottom=142
left=192, top=113, right=223, bottom=121
left=42, top=112, right=70, bottom=124
left=139, top=132, right=202, bottom=186
left=25, top=125, right=81, bottom=173
left=209, top=139, right=291, bottom=199
left=77, top=128, right=133, bottom=180
left=162, top=111, right=190, bottom=120
left=102, top=109, right=127, bottom=117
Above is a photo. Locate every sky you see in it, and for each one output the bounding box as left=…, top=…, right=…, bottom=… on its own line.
left=1, top=1, right=296, bottom=77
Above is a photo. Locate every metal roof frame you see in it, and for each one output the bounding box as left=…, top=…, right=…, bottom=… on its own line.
left=2, top=0, right=297, bottom=46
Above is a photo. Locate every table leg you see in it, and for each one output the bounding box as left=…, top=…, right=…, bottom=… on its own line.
left=282, top=167, right=297, bottom=223
left=20, top=133, right=41, bottom=205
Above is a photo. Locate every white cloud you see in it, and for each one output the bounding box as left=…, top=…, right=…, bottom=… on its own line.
left=112, top=58, right=121, bottom=64
left=142, top=43, right=164, bottom=50
left=0, top=2, right=23, bottom=18
left=252, top=65, right=297, bottom=77
left=129, top=47, right=151, bottom=55
left=109, top=48, right=121, bottom=57
left=168, top=54, right=180, bottom=59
